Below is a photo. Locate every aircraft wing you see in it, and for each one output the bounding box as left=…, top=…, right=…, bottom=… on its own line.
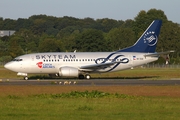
left=144, top=50, right=175, bottom=57
left=79, top=62, right=116, bottom=72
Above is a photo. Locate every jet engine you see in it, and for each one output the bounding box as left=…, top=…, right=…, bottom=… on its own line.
left=59, top=67, right=79, bottom=77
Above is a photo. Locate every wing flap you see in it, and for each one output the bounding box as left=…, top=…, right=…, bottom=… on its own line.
left=79, top=62, right=116, bottom=72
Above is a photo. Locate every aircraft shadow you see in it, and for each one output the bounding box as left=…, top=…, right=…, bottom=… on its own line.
left=29, top=75, right=160, bottom=80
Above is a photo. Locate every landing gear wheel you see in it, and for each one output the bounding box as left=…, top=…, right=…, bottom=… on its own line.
left=78, top=74, right=85, bottom=79
left=85, top=74, right=91, bottom=79
left=24, top=76, right=28, bottom=80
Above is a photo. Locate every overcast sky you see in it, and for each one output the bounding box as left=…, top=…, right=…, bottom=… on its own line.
left=0, top=0, right=179, bottom=23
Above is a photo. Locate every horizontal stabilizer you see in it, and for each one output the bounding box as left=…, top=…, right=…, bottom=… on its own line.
left=144, top=50, right=175, bottom=57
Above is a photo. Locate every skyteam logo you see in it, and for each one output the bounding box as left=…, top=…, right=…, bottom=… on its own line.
left=143, top=31, right=157, bottom=46
left=95, top=53, right=129, bottom=72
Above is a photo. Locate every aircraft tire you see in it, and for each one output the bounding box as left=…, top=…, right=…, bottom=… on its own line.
left=78, top=74, right=85, bottom=79
left=24, top=76, right=28, bottom=80
left=85, top=74, right=91, bottom=79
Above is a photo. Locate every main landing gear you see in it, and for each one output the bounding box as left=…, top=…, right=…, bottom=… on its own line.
left=24, top=76, right=28, bottom=80
left=78, top=74, right=91, bottom=79
left=85, top=74, right=91, bottom=79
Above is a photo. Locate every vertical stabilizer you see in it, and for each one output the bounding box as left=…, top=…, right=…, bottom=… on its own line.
left=119, top=20, right=162, bottom=53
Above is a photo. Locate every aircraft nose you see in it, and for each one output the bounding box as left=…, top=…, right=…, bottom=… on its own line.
left=4, top=62, right=12, bottom=70
left=4, top=61, right=22, bottom=73
left=4, top=62, right=15, bottom=71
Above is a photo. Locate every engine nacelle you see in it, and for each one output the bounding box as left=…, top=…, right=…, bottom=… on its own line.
left=59, top=67, right=79, bottom=77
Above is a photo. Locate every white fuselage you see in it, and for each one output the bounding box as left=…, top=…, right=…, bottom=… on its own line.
left=3, top=20, right=163, bottom=80
left=4, top=52, right=158, bottom=74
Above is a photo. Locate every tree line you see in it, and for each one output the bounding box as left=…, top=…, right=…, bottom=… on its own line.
left=0, top=9, right=180, bottom=64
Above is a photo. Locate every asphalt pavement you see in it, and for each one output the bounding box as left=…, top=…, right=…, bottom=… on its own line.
left=0, top=79, right=180, bottom=86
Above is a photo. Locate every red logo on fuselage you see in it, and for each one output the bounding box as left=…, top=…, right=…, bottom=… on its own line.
left=36, top=62, right=43, bottom=68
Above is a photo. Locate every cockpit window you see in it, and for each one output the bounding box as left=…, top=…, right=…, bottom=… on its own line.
left=13, top=58, right=23, bottom=61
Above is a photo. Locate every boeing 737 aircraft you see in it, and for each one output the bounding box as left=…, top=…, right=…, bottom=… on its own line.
left=4, top=20, right=173, bottom=80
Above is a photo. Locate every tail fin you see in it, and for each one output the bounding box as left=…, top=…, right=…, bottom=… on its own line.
left=119, top=20, right=162, bottom=53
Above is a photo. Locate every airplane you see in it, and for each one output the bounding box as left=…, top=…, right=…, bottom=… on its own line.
left=4, top=20, right=174, bottom=80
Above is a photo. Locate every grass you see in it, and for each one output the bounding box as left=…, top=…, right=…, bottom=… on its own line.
left=0, top=86, right=180, bottom=120
left=0, top=66, right=180, bottom=119
left=92, top=67, right=180, bottom=80
left=0, top=92, right=180, bottom=120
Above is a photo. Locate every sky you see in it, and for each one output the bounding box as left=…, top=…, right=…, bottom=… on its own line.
left=0, top=0, right=180, bottom=23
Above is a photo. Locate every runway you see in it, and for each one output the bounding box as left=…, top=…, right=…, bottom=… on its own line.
left=0, top=79, right=180, bottom=86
